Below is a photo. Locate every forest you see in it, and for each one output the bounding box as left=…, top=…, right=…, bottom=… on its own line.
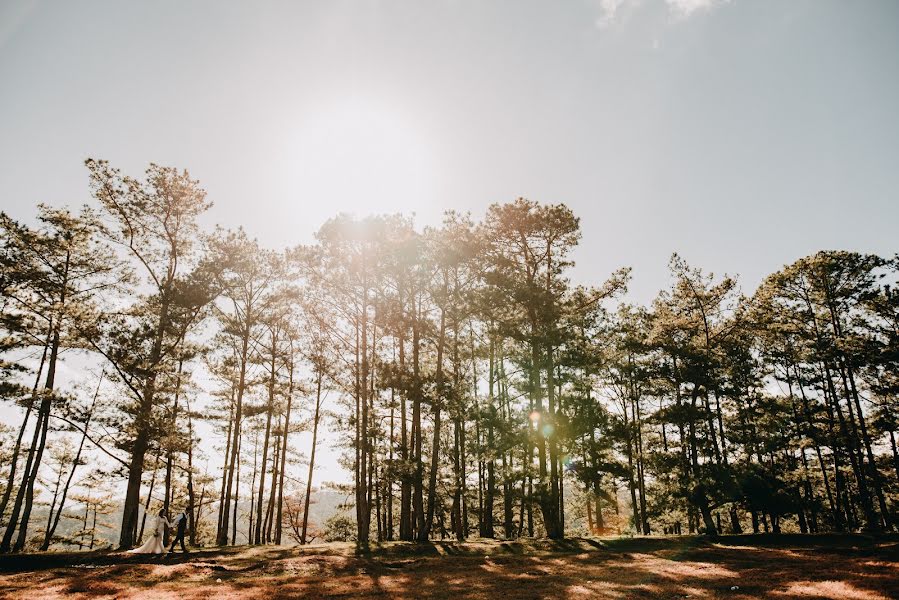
left=0, top=159, right=897, bottom=554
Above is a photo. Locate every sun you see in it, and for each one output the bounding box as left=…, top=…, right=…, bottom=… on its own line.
left=282, top=96, right=441, bottom=222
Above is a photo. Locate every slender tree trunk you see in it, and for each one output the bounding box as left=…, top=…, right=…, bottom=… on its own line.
left=544, top=343, right=562, bottom=539
left=386, top=384, right=395, bottom=541
left=843, top=363, right=891, bottom=529
left=412, top=294, right=426, bottom=540
left=40, top=372, right=103, bottom=550
left=484, top=335, right=496, bottom=538
left=0, top=324, right=51, bottom=523
left=264, top=425, right=280, bottom=543
left=41, top=456, right=66, bottom=550
left=186, top=394, right=197, bottom=546
left=162, top=360, right=184, bottom=546
left=823, top=361, right=877, bottom=530
left=594, top=478, right=605, bottom=531
left=420, top=305, right=447, bottom=542
left=398, top=310, right=412, bottom=541
left=356, top=261, right=372, bottom=546
left=824, top=291, right=892, bottom=530
left=451, top=418, right=462, bottom=539
left=0, top=385, right=44, bottom=551
left=249, top=431, right=259, bottom=544
left=275, top=360, right=294, bottom=545
left=89, top=504, right=98, bottom=549
left=301, top=370, right=323, bottom=544
left=793, top=363, right=840, bottom=529
left=78, top=499, right=90, bottom=549
left=688, top=388, right=717, bottom=536
left=622, top=397, right=641, bottom=533
left=138, top=452, right=161, bottom=542
left=232, top=429, right=241, bottom=545
left=216, top=390, right=234, bottom=543
left=255, top=332, right=277, bottom=544
left=219, top=322, right=251, bottom=546
left=4, top=255, right=71, bottom=553
left=631, top=372, right=650, bottom=535
left=3, top=312, right=64, bottom=553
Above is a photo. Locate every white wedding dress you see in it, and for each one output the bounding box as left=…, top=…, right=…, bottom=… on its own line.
left=128, top=515, right=169, bottom=554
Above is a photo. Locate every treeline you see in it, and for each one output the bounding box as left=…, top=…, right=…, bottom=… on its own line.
left=0, top=160, right=896, bottom=551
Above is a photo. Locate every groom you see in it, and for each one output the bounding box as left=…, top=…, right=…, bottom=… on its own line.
left=168, top=509, right=189, bottom=554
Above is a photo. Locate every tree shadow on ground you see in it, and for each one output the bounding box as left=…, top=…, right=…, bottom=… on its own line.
left=0, top=535, right=896, bottom=599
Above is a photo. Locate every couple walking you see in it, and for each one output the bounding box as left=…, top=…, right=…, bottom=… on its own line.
left=128, top=509, right=189, bottom=554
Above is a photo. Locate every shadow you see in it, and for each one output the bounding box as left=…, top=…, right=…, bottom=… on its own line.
left=0, top=547, right=240, bottom=573
left=0, top=535, right=897, bottom=599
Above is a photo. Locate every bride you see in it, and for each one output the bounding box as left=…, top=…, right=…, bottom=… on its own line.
left=128, top=509, right=169, bottom=554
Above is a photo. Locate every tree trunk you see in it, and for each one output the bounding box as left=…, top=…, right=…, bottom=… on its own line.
left=41, top=372, right=103, bottom=550
left=0, top=324, right=51, bottom=523
left=162, top=360, right=184, bottom=546
left=219, top=321, right=251, bottom=546
left=398, top=312, right=413, bottom=541
left=688, top=388, right=717, bottom=536
left=254, top=332, right=277, bottom=544
left=420, top=306, right=447, bottom=542
left=3, top=256, right=69, bottom=553
left=275, top=361, right=294, bottom=545
left=484, top=336, right=496, bottom=538
left=186, top=393, right=197, bottom=546
left=301, top=371, right=323, bottom=544
left=138, top=452, right=161, bottom=542
left=792, top=363, right=840, bottom=529
left=232, top=429, right=241, bottom=545
left=412, top=295, right=425, bottom=540
left=356, top=270, right=371, bottom=545
left=264, top=426, right=280, bottom=542
left=216, top=390, right=234, bottom=543
left=119, top=277, right=173, bottom=550
left=3, top=319, right=62, bottom=552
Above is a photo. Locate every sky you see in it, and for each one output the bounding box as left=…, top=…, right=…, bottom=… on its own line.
left=1, top=0, right=898, bottom=485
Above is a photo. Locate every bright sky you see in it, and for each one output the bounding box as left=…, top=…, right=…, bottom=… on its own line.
left=1, top=0, right=898, bottom=485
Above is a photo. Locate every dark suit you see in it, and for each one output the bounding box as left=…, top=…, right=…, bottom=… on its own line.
left=169, top=514, right=188, bottom=553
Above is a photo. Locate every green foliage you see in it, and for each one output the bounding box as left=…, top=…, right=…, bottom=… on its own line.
left=323, top=515, right=357, bottom=543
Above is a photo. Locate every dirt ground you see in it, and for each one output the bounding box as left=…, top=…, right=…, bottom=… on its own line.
left=0, top=535, right=896, bottom=599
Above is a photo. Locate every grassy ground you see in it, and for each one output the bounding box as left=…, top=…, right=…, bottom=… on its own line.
left=0, top=535, right=896, bottom=599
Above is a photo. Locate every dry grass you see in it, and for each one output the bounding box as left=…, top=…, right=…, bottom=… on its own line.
left=0, top=535, right=896, bottom=599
